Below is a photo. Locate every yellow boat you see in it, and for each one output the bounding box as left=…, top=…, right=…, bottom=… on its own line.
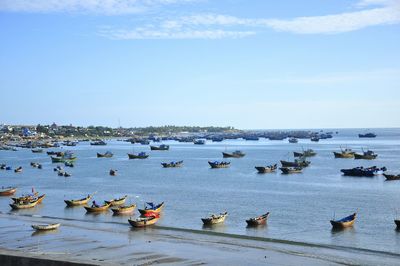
left=64, top=194, right=92, bottom=207
left=330, top=213, right=357, bottom=229
left=138, top=202, right=164, bottom=215
left=36, top=194, right=46, bottom=204
left=12, top=192, right=39, bottom=203
left=128, top=215, right=159, bottom=227
left=10, top=196, right=44, bottom=210
left=105, top=195, right=127, bottom=206
left=84, top=202, right=111, bottom=213
left=112, top=204, right=136, bottom=215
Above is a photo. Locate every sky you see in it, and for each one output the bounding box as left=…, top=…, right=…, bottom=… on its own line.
left=0, top=0, right=399, bottom=129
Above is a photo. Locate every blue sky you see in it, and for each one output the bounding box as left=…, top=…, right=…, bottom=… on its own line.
left=1, top=0, right=399, bottom=129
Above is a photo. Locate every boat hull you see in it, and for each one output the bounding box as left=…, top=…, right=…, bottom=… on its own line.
left=84, top=203, right=111, bottom=212
left=333, top=152, right=354, bottom=158
left=330, top=213, right=356, bottom=229
left=255, top=166, right=277, bottom=173
left=246, top=213, right=270, bottom=226
left=112, top=204, right=136, bottom=215
left=138, top=203, right=164, bottom=215
left=384, top=174, right=400, bottom=181
left=0, top=187, right=17, bottom=196
left=222, top=152, right=245, bottom=158
left=127, top=154, right=149, bottom=159
left=202, top=212, right=228, bottom=225
left=395, top=220, right=400, bottom=228
left=354, top=153, right=377, bottom=160
left=32, top=223, right=60, bottom=231
left=128, top=216, right=159, bottom=227
left=280, top=167, right=302, bottom=174
left=97, top=153, right=113, bottom=158
left=64, top=196, right=91, bottom=207
left=105, top=196, right=127, bottom=206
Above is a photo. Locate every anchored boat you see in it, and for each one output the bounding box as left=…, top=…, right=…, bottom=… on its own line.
left=255, top=164, right=277, bottom=173
left=208, top=161, right=230, bottom=168
left=32, top=223, right=60, bottom=231
left=246, top=212, right=270, bottom=226
left=330, top=213, right=357, bottom=229
left=202, top=212, right=228, bottom=225
left=128, top=214, right=160, bottom=227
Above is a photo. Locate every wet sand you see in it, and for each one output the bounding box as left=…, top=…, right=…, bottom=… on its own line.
left=1, top=213, right=400, bottom=265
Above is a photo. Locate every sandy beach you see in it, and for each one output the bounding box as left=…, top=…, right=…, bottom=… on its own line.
left=1, top=212, right=399, bottom=265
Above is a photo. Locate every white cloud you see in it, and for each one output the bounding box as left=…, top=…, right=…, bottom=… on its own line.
left=262, top=2, right=400, bottom=34
left=0, top=0, right=196, bottom=15
left=2, top=0, right=399, bottom=38
left=99, top=27, right=255, bottom=39
left=99, top=0, right=400, bottom=39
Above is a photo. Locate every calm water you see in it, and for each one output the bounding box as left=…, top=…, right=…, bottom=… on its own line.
left=1, top=128, right=400, bottom=253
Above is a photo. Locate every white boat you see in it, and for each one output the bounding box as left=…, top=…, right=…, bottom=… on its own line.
left=31, top=223, right=61, bottom=231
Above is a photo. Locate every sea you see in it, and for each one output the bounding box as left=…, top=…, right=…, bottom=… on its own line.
left=1, top=128, right=400, bottom=254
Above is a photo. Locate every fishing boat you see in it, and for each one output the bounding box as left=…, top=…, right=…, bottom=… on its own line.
left=288, top=137, right=298, bottom=143
left=208, top=161, right=230, bottom=168
left=150, top=144, right=169, bottom=151
left=255, top=164, right=277, bottom=173
left=14, top=166, right=22, bottom=173
left=341, top=166, right=386, bottom=177
left=244, top=135, right=259, bottom=141
left=47, top=151, right=64, bottom=156
left=97, top=151, right=113, bottom=158
left=109, top=169, right=117, bottom=176
left=383, top=173, right=400, bottom=181
left=193, top=139, right=206, bottom=145
left=12, top=192, right=39, bottom=203
left=31, top=223, right=60, bottom=231
left=31, top=149, right=43, bottom=153
left=358, top=133, right=376, bottom=138
left=0, top=187, right=17, bottom=196
left=395, top=220, right=400, bottom=229
left=333, top=148, right=355, bottom=158
left=310, top=136, right=320, bottom=142
left=84, top=202, right=111, bottom=213
left=201, top=212, right=228, bottom=225
left=51, top=152, right=77, bottom=163
left=330, top=213, right=357, bottom=229
left=64, top=194, right=92, bottom=207
left=30, top=162, right=40, bottom=168
left=161, top=161, right=183, bottom=168
left=111, top=204, right=136, bottom=215
left=246, top=212, right=270, bottom=226
left=280, top=167, right=303, bottom=174
left=128, top=215, right=160, bottom=227
left=354, top=150, right=377, bottom=160
left=10, top=195, right=44, bottom=210
left=35, top=194, right=46, bottom=204
left=294, top=149, right=316, bottom=157
left=127, top=152, right=149, bottom=159
left=280, top=159, right=310, bottom=168
left=222, top=150, right=245, bottom=158
left=138, top=202, right=165, bottom=215
left=105, top=195, right=128, bottom=206
left=90, top=140, right=107, bottom=146
left=64, top=161, right=74, bottom=167
left=138, top=139, right=150, bottom=145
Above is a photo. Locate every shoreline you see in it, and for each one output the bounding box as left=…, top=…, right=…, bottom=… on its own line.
left=1, top=213, right=400, bottom=265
